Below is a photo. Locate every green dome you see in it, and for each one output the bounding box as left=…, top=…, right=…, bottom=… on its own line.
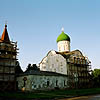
left=56, top=32, right=70, bottom=42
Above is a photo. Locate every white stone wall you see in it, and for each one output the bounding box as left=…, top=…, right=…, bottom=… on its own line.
left=57, top=41, right=70, bottom=52
left=40, top=51, right=67, bottom=75
left=17, top=75, right=68, bottom=91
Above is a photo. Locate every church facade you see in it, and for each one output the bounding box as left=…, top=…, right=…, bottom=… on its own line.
left=17, top=28, right=92, bottom=91
left=39, top=28, right=91, bottom=88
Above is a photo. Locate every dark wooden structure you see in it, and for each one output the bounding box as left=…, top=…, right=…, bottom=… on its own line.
left=0, top=24, right=18, bottom=91
left=67, top=56, right=92, bottom=89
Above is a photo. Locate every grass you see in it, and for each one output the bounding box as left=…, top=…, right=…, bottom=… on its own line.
left=0, top=88, right=100, bottom=99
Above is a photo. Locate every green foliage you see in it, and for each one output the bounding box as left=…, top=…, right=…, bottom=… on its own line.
left=92, top=69, right=100, bottom=87
left=25, top=63, right=40, bottom=72
left=0, top=88, right=100, bottom=99
left=93, top=69, right=100, bottom=78
left=15, top=61, right=23, bottom=73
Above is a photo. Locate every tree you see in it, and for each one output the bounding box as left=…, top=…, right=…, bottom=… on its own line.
left=92, top=69, right=100, bottom=87
left=15, top=61, right=23, bottom=74
left=25, top=63, right=40, bottom=72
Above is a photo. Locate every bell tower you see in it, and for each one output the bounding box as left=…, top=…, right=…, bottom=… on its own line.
left=0, top=24, right=18, bottom=91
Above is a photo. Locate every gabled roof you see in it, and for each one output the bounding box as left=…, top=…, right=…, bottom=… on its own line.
left=17, top=70, right=67, bottom=77
left=0, top=24, right=10, bottom=43
left=56, top=50, right=84, bottom=58
left=40, top=50, right=85, bottom=64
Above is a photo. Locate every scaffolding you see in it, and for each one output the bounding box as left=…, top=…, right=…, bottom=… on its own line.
left=67, top=56, right=92, bottom=89
left=0, top=41, right=18, bottom=91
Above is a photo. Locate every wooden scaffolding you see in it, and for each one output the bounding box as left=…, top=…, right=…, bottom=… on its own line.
left=0, top=25, right=18, bottom=91
left=67, top=56, right=92, bottom=89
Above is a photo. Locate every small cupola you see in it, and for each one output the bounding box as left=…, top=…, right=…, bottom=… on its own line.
left=57, top=28, right=70, bottom=43
left=57, top=28, right=70, bottom=52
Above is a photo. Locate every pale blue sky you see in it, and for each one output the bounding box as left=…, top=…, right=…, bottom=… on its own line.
left=0, top=0, right=100, bottom=70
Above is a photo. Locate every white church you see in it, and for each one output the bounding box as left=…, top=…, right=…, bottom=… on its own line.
left=17, top=28, right=92, bottom=90
left=40, top=28, right=91, bottom=75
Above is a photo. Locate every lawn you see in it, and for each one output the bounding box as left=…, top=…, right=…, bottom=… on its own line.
left=0, top=88, right=100, bottom=100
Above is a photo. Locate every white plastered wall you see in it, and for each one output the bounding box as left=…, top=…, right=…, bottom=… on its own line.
left=17, top=75, right=68, bottom=91
left=40, top=50, right=67, bottom=75
left=57, top=41, right=70, bottom=52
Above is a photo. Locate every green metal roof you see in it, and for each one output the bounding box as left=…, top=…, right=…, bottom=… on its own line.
left=56, top=32, right=70, bottom=42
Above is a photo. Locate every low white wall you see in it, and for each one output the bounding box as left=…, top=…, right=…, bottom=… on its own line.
left=17, top=74, right=68, bottom=91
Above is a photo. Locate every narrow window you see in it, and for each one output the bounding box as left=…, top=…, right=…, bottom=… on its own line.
left=64, top=80, right=66, bottom=86
left=56, top=80, right=58, bottom=86
left=47, top=80, right=49, bottom=86
left=64, top=46, right=65, bottom=50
